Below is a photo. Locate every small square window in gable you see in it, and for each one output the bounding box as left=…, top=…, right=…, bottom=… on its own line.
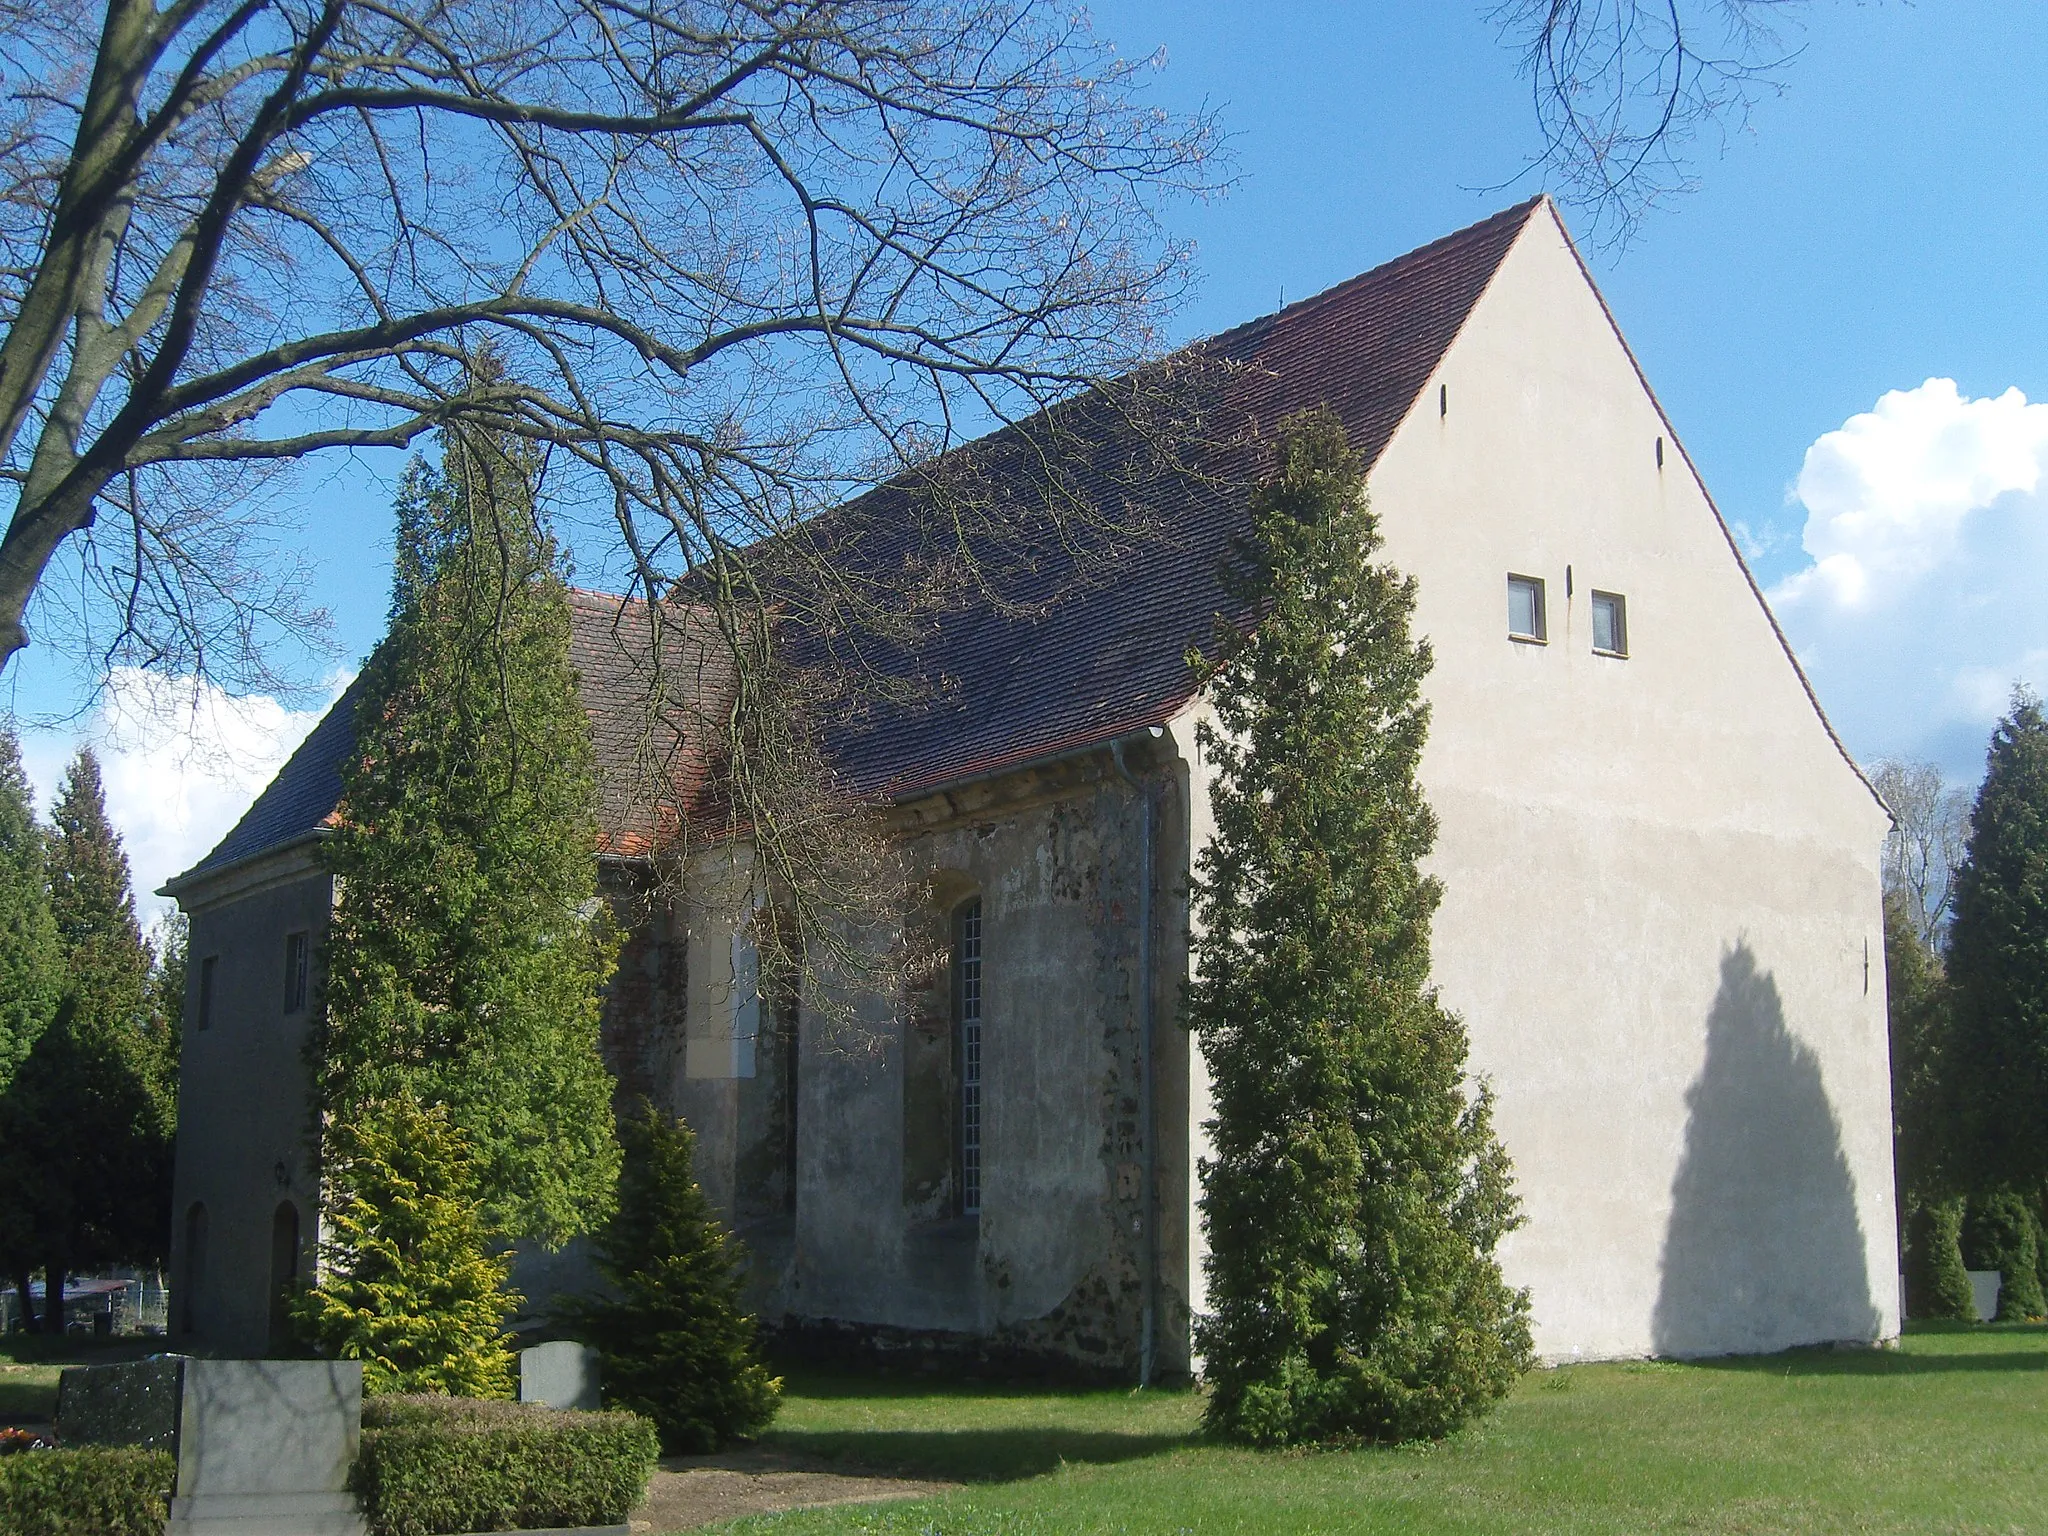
left=1592, top=591, right=1629, bottom=657
left=1507, top=574, right=1546, bottom=643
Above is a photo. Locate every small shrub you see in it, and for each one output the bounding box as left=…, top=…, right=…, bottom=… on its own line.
left=0, top=1446, right=174, bottom=1536
left=352, top=1395, right=657, bottom=1536
left=2036, top=1192, right=2048, bottom=1306
left=1906, top=1198, right=1976, bottom=1321
left=558, top=1102, right=781, bottom=1451
left=1962, top=1190, right=2048, bottom=1320
left=291, top=1093, right=521, bottom=1396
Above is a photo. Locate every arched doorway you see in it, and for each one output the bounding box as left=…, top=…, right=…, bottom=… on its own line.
left=179, top=1203, right=208, bottom=1337
left=267, top=1202, right=300, bottom=1352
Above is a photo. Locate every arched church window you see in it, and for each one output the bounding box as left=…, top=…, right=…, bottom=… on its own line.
left=954, top=898, right=984, bottom=1216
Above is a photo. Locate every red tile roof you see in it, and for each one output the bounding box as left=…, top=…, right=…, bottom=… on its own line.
left=168, top=198, right=1540, bottom=889
left=809, top=196, right=1541, bottom=798
left=169, top=590, right=733, bottom=885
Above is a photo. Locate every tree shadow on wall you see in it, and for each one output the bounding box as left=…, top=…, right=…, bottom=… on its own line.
left=1651, top=943, right=1881, bottom=1357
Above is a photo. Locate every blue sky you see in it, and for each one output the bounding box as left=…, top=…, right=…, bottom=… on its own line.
left=1088, top=0, right=2048, bottom=786
left=21, top=0, right=2048, bottom=914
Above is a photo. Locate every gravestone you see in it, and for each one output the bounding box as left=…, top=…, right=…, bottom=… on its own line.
left=55, top=1355, right=183, bottom=1452
left=1967, top=1269, right=2002, bottom=1324
left=519, top=1340, right=601, bottom=1411
left=168, top=1359, right=366, bottom=1536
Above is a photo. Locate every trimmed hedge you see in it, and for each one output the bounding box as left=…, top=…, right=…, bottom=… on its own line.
left=354, top=1395, right=657, bottom=1536
left=0, top=1447, right=175, bottom=1536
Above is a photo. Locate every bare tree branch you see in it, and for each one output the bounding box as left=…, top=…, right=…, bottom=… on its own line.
left=1490, top=0, right=1807, bottom=243
left=0, top=0, right=1225, bottom=1050
left=0, top=0, right=1223, bottom=694
left=1871, top=757, right=1971, bottom=950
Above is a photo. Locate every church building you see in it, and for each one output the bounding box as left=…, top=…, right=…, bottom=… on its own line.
left=162, top=198, right=1898, bottom=1373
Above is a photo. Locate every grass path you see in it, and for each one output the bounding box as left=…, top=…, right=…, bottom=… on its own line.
left=732, top=1324, right=2048, bottom=1534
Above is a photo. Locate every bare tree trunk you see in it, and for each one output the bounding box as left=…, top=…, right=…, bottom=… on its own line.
left=40, top=1256, right=66, bottom=1337
left=11, top=1270, right=36, bottom=1334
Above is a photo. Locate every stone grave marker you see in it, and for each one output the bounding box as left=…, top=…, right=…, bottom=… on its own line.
left=519, top=1340, right=602, bottom=1412
left=169, top=1359, right=366, bottom=1536
left=54, top=1355, right=183, bottom=1452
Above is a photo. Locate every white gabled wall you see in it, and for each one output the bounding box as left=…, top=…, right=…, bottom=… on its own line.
left=1356, top=204, right=1896, bottom=1360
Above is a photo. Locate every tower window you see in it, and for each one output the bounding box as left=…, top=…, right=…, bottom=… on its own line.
left=1507, top=574, right=1547, bottom=643
left=1592, top=591, right=1629, bottom=657
left=283, top=932, right=309, bottom=1014
left=954, top=899, right=984, bottom=1217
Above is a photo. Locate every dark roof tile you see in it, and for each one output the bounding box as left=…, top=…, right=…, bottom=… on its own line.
left=815, top=197, right=1539, bottom=797
left=171, top=590, right=731, bottom=886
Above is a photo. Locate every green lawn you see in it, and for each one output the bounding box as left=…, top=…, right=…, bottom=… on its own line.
left=739, top=1324, right=2048, bottom=1534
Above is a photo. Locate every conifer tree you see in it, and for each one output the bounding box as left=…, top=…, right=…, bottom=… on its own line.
left=2036, top=1194, right=2048, bottom=1306
left=1186, top=409, right=1532, bottom=1446
left=48, top=749, right=152, bottom=1018
left=560, top=1104, right=781, bottom=1452
left=1883, top=890, right=1973, bottom=1319
left=1946, top=689, right=2048, bottom=1191
left=1885, top=891, right=1949, bottom=1204
left=290, top=1094, right=519, bottom=1396
left=1904, top=1198, right=1976, bottom=1322
left=1961, top=1191, right=2047, bottom=1321
left=0, top=727, right=60, bottom=1328
left=317, top=407, right=621, bottom=1251
left=0, top=730, right=59, bottom=1086
left=0, top=750, right=173, bottom=1331
left=147, top=912, right=189, bottom=1062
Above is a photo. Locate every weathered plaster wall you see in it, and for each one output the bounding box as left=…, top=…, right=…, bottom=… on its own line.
left=658, top=754, right=1189, bottom=1379
left=1352, top=206, right=1896, bottom=1360
left=168, top=848, right=329, bottom=1357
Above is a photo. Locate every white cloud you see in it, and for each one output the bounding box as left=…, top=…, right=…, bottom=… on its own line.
left=21, top=669, right=350, bottom=926
left=1769, top=379, right=2048, bottom=783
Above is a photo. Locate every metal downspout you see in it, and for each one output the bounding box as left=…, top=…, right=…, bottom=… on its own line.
left=1110, top=732, right=1159, bottom=1388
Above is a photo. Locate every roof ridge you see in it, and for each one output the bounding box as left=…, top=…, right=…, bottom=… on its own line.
left=1200, top=195, right=1547, bottom=353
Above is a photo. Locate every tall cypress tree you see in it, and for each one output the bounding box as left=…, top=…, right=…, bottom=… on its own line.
left=1187, top=409, right=1532, bottom=1447
left=0, top=727, right=61, bottom=1328
left=317, top=414, right=621, bottom=1252
left=1946, top=690, right=2048, bottom=1193
left=1, top=749, right=173, bottom=1330
left=48, top=749, right=153, bottom=1016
